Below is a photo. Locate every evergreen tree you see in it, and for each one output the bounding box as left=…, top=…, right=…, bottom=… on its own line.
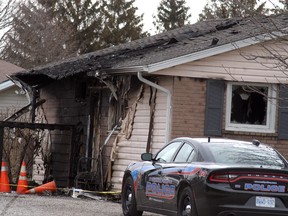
left=37, top=0, right=103, bottom=54
left=153, top=0, right=191, bottom=32
left=1, top=0, right=147, bottom=68
left=199, top=0, right=268, bottom=21
left=99, top=0, right=148, bottom=48
left=1, top=1, right=77, bottom=69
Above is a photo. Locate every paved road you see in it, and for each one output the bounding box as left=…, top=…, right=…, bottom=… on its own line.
left=0, top=193, right=163, bottom=216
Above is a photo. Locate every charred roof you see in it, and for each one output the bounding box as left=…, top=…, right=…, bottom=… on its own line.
left=13, top=13, right=288, bottom=87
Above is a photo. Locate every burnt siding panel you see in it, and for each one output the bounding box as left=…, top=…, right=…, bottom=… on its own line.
left=110, top=84, right=150, bottom=191
left=50, top=130, right=72, bottom=187
left=278, top=85, right=288, bottom=139
left=42, top=79, right=88, bottom=125
left=204, top=80, right=224, bottom=136
left=41, top=78, right=89, bottom=187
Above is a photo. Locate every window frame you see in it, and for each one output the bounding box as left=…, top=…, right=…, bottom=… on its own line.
left=154, top=141, right=183, bottom=163
left=173, top=142, right=196, bottom=163
left=225, top=82, right=276, bottom=133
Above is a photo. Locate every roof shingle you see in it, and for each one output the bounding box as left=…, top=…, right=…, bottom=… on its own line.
left=14, top=13, right=288, bottom=84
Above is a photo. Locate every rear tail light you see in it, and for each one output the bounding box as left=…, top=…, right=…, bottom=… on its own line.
left=209, top=173, right=239, bottom=183
left=209, top=171, right=288, bottom=185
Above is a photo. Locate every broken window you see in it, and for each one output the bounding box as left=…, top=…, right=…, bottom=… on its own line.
left=225, top=82, right=276, bottom=133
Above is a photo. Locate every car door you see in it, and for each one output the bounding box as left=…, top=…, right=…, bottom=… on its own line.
left=161, top=142, right=197, bottom=212
left=139, top=141, right=182, bottom=209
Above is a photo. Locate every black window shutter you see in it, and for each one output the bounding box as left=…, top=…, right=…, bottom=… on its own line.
left=278, top=85, right=288, bottom=139
left=204, top=80, right=225, bottom=136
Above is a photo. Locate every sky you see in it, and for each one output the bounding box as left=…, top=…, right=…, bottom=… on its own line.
left=134, top=0, right=207, bottom=34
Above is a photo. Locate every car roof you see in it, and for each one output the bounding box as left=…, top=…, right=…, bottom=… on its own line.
left=163, top=137, right=287, bottom=167
left=170, top=137, right=268, bottom=161
left=171, top=137, right=253, bottom=146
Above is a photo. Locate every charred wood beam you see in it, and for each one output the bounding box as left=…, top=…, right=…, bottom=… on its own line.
left=0, top=121, right=74, bottom=131
left=146, top=87, right=157, bottom=153
left=31, top=88, right=37, bottom=123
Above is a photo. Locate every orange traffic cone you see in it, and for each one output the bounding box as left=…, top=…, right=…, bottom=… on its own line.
left=25, top=180, right=57, bottom=194
left=16, top=161, right=28, bottom=194
left=0, top=161, right=10, bottom=193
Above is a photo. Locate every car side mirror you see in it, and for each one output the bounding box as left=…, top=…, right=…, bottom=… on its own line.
left=141, top=153, right=153, bottom=161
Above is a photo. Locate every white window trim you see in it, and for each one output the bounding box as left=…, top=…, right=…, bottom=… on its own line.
left=225, top=82, right=276, bottom=133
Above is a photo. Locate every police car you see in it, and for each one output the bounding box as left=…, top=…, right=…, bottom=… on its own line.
left=121, top=137, right=288, bottom=216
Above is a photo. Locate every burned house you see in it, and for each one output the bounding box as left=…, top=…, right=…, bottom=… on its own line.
left=6, top=14, right=288, bottom=191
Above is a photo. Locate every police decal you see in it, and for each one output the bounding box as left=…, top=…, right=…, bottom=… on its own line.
left=244, top=183, right=285, bottom=193
left=145, top=177, right=175, bottom=199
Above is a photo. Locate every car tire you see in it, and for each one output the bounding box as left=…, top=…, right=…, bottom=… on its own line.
left=122, top=176, right=143, bottom=216
left=178, top=186, right=194, bottom=216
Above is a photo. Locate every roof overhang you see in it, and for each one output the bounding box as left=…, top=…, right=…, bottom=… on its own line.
left=108, top=29, right=287, bottom=74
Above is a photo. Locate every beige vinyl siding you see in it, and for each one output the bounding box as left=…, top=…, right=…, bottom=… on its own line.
left=153, top=41, right=288, bottom=84
left=111, top=85, right=150, bottom=190
left=111, top=77, right=172, bottom=191
left=150, top=77, right=172, bottom=154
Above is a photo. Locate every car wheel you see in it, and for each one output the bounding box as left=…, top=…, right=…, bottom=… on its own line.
left=178, top=187, right=194, bottom=216
left=122, top=176, right=143, bottom=216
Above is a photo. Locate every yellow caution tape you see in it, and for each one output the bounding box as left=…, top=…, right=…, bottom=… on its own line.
left=0, top=182, right=122, bottom=195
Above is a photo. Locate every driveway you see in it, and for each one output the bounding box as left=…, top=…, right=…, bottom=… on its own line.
left=0, top=193, right=162, bottom=216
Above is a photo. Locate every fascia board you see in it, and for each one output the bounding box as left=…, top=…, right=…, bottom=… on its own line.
left=0, top=80, right=14, bottom=91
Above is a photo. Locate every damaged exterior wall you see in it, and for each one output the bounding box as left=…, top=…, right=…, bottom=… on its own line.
left=108, top=74, right=288, bottom=191
left=38, top=78, right=89, bottom=187
left=171, top=77, right=288, bottom=161
left=23, top=39, right=288, bottom=190
left=28, top=74, right=143, bottom=189
left=109, top=77, right=171, bottom=191
left=10, top=14, right=288, bottom=192
left=92, top=88, right=118, bottom=190
left=41, top=79, right=88, bottom=125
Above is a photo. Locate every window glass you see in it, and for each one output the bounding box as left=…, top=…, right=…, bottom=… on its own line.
left=225, top=82, right=276, bottom=133
left=231, top=85, right=267, bottom=125
left=155, top=141, right=182, bottom=163
left=187, top=149, right=197, bottom=162
left=205, top=142, right=285, bottom=168
left=174, top=143, right=194, bottom=163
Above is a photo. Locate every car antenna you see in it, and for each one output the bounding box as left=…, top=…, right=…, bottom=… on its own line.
left=252, top=139, right=260, bottom=146
left=208, top=137, right=210, bottom=143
